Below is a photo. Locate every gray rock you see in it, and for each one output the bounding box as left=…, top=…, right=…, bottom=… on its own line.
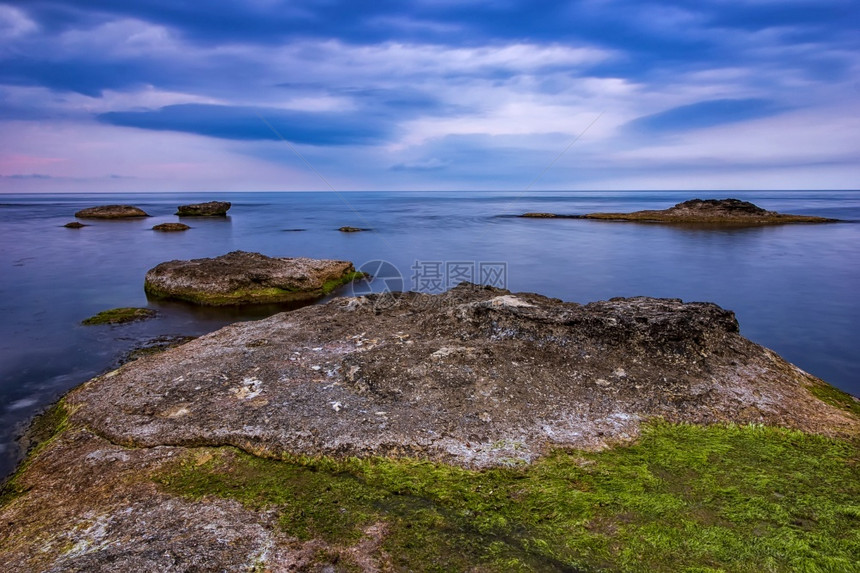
left=74, top=205, right=149, bottom=219
left=175, top=201, right=231, bottom=216
left=144, top=250, right=362, bottom=306
left=72, top=284, right=859, bottom=467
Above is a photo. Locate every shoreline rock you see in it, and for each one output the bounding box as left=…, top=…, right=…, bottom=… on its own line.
left=74, top=205, right=150, bottom=219
left=175, top=201, right=231, bottom=217
left=520, top=198, right=839, bottom=225
left=144, top=250, right=364, bottom=306
left=72, top=284, right=860, bottom=466
left=1, top=284, right=857, bottom=571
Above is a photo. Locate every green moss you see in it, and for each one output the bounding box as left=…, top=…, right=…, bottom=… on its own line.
left=810, top=383, right=860, bottom=418
left=1, top=400, right=71, bottom=507
left=158, top=422, right=860, bottom=572
left=81, top=307, right=156, bottom=325
left=322, top=271, right=367, bottom=295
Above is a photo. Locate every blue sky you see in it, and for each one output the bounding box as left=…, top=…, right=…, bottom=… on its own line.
left=0, top=0, right=857, bottom=192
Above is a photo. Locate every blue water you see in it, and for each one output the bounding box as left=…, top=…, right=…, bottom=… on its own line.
left=1, top=190, right=858, bottom=478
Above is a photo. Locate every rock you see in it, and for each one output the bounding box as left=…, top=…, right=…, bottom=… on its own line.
left=152, top=223, right=190, bottom=232
left=81, top=307, right=156, bottom=325
left=74, top=205, right=150, bottom=219
left=144, top=250, right=364, bottom=306
left=519, top=212, right=579, bottom=219
left=175, top=201, right=231, bottom=216
left=71, top=284, right=859, bottom=466
left=63, top=222, right=87, bottom=228
left=1, top=284, right=857, bottom=571
left=578, top=198, right=838, bottom=225
left=339, top=226, right=369, bottom=232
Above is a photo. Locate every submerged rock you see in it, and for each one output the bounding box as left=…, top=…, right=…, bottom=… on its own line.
left=144, top=250, right=363, bottom=306
left=74, top=205, right=149, bottom=219
left=175, top=201, right=231, bottom=216
left=152, top=222, right=190, bottom=232
left=81, top=307, right=156, bottom=325
left=578, top=198, right=838, bottom=225
left=1, top=284, right=857, bottom=571
left=338, top=226, right=369, bottom=232
left=63, top=221, right=87, bottom=228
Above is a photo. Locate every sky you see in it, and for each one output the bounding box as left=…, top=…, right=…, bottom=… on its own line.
left=0, top=0, right=858, bottom=192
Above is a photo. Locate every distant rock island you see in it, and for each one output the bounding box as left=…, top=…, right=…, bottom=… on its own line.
left=175, top=201, right=231, bottom=216
left=74, top=205, right=150, bottom=219
left=144, top=250, right=364, bottom=305
left=521, top=198, right=839, bottom=224
left=1, top=284, right=857, bottom=570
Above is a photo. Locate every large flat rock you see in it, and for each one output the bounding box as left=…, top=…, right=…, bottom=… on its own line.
left=70, top=284, right=858, bottom=467
left=144, top=250, right=361, bottom=305
left=175, top=201, right=231, bottom=216
left=581, top=198, right=838, bottom=224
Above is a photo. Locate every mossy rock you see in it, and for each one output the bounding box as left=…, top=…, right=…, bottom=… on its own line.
left=81, top=307, right=156, bottom=325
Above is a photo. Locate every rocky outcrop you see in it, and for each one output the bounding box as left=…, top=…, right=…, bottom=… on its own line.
left=175, top=201, right=231, bottom=216
left=152, top=223, right=190, bottom=232
left=71, top=284, right=860, bottom=466
left=577, top=198, right=838, bottom=224
left=74, top=205, right=149, bottom=219
left=144, top=250, right=363, bottom=306
left=1, top=284, right=856, bottom=571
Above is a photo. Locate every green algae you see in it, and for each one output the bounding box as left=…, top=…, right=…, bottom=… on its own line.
left=810, top=383, right=860, bottom=418
left=81, top=307, right=156, bottom=325
left=157, top=422, right=860, bottom=572
left=0, top=400, right=71, bottom=507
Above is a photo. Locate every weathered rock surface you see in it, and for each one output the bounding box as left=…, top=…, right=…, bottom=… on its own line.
left=74, top=205, right=149, bottom=219
left=152, top=222, right=190, bottom=232
left=144, top=250, right=362, bottom=306
left=1, top=285, right=857, bottom=571
left=578, top=198, right=838, bottom=224
left=175, top=201, right=231, bottom=216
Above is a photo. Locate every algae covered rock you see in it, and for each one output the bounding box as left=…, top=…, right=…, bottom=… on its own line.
left=81, top=307, right=156, bottom=325
left=144, top=250, right=363, bottom=306
left=175, top=201, right=231, bottom=216
left=2, top=285, right=858, bottom=572
left=74, top=205, right=149, bottom=219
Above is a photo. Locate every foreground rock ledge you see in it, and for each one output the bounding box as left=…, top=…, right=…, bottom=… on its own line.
left=521, top=198, right=838, bottom=225
left=144, top=250, right=362, bottom=305
left=1, top=285, right=857, bottom=571
left=74, top=205, right=150, bottom=219
left=72, top=284, right=859, bottom=466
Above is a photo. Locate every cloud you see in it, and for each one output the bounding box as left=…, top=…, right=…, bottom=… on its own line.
left=0, top=0, right=857, bottom=191
left=98, top=103, right=389, bottom=145
left=626, top=99, right=785, bottom=134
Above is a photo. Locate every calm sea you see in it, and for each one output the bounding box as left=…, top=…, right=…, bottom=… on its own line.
left=1, top=190, right=858, bottom=478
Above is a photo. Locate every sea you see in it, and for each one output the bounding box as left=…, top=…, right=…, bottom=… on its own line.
left=1, top=190, right=858, bottom=479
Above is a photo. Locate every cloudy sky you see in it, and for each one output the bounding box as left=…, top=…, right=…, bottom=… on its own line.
left=1, top=0, right=857, bottom=192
